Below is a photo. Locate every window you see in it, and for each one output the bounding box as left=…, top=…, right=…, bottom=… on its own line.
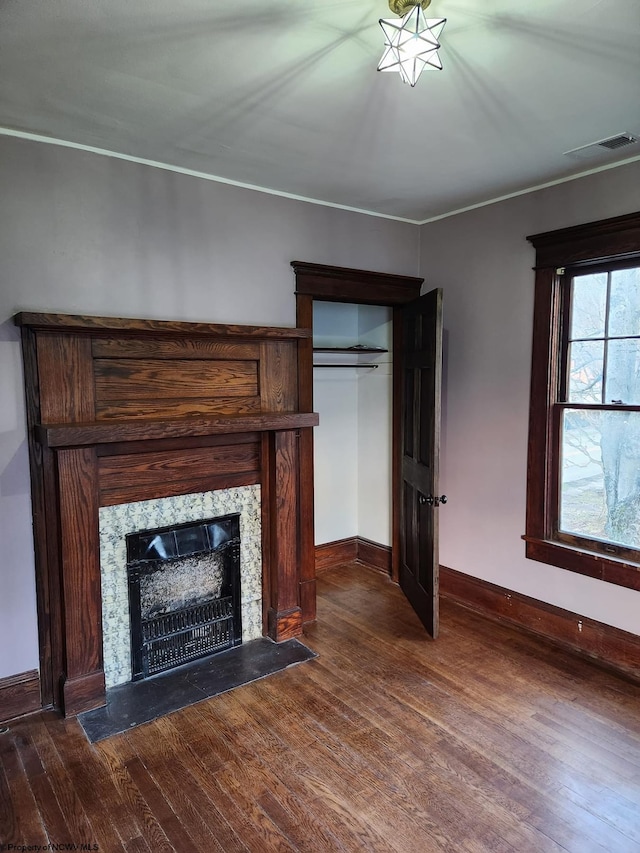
left=559, top=262, right=640, bottom=560
left=526, top=212, right=640, bottom=591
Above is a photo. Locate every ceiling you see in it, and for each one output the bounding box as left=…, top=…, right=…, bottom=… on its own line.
left=1, top=0, right=639, bottom=222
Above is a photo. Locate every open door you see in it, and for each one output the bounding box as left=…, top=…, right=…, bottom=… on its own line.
left=398, top=288, right=444, bottom=638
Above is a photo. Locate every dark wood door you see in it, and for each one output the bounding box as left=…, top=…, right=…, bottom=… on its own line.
left=399, top=288, right=443, bottom=638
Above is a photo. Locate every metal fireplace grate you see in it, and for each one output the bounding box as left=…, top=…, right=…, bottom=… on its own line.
left=127, top=513, right=242, bottom=681
left=143, top=596, right=235, bottom=675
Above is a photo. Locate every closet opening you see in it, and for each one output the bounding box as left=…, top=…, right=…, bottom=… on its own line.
left=312, top=301, right=393, bottom=562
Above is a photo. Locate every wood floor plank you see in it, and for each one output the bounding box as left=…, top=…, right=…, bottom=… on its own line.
left=2, top=563, right=640, bottom=852
left=130, top=717, right=249, bottom=853
left=534, top=695, right=640, bottom=757
left=0, top=757, right=21, bottom=843
left=121, top=753, right=202, bottom=852
left=255, top=789, right=341, bottom=853
left=234, top=679, right=319, bottom=752
left=131, top=720, right=294, bottom=851
left=188, top=679, right=376, bottom=853
left=313, top=608, right=578, bottom=795
left=0, top=729, right=48, bottom=845
left=158, top=710, right=277, bottom=851
left=10, top=726, right=72, bottom=843
left=126, top=721, right=237, bottom=853
left=42, top=715, right=131, bottom=851
left=316, top=667, right=538, bottom=835
left=124, top=836, right=152, bottom=853
left=97, top=736, right=177, bottom=853
left=27, top=713, right=98, bottom=844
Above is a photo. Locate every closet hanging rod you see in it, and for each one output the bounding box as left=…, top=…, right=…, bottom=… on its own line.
left=313, top=364, right=379, bottom=369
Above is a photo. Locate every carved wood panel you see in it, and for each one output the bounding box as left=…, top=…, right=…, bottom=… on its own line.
left=98, top=441, right=261, bottom=506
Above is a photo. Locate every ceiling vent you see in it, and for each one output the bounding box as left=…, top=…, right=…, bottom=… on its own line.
left=564, top=133, right=638, bottom=160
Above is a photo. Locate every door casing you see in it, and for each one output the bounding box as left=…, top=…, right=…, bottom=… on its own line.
left=292, top=262, right=425, bottom=614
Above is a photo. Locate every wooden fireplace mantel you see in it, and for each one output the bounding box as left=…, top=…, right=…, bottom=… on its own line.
left=37, top=412, right=319, bottom=448
left=16, top=311, right=318, bottom=716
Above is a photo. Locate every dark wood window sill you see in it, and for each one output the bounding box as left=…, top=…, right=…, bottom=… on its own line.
left=522, top=535, right=640, bottom=591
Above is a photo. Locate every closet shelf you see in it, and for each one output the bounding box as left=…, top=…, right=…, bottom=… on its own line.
left=313, top=363, right=379, bottom=369
left=312, top=346, right=388, bottom=353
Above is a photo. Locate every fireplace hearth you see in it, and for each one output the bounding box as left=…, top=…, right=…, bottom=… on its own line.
left=78, top=636, right=317, bottom=742
left=127, top=514, right=242, bottom=680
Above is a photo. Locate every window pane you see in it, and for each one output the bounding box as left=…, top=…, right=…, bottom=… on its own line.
left=567, top=340, right=603, bottom=403
left=605, top=339, right=640, bottom=404
left=608, top=266, right=640, bottom=337
left=560, top=409, right=640, bottom=550
left=569, top=273, right=606, bottom=339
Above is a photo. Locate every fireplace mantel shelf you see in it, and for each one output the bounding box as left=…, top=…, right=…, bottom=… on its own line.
left=15, top=311, right=312, bottom=340
left=37, top=412, right=319, bottom=449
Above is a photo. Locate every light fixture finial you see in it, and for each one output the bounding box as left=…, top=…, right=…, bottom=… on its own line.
left=388, top=0, right=431, bottom=13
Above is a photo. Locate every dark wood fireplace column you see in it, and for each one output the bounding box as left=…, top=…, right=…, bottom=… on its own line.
left=57, top=446, right=103, bottom=715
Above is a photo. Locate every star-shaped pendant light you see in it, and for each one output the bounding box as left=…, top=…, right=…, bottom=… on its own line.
left=378, top=0, right=446, bottom=87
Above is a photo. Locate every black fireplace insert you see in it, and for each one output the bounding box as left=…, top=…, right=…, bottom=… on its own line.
left=126, top=513, right=242, bottom=680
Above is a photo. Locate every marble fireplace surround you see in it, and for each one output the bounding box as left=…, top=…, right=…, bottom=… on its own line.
left=16, top=311, right=318, bottom=716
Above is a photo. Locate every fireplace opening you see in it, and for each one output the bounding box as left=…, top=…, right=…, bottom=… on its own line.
left=126, top=513, right=242, bottom=680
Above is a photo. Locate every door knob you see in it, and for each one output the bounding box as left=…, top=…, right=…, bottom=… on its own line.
left=419, top=494, right=448, bottom=507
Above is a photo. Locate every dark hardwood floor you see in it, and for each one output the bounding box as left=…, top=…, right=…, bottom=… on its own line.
left=2, top=563, right=640, bottom=852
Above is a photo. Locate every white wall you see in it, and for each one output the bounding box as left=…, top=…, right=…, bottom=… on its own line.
left=0, top=135, right=420, bottom=679
left=421, top=160, right=640, bottom=637
left=314, top=371, right=359, bottom=544
left=313, top=303, right=359, bottom=543
left=357, top=306, right=393, bottom=545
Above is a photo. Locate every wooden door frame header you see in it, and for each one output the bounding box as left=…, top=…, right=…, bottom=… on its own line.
left=292, top=261, right=423, bottom=305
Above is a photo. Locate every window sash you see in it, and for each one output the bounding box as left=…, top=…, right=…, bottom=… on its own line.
left=562, top=260, right=640, bottom=406
left=554, top=403, right=640, bottom=562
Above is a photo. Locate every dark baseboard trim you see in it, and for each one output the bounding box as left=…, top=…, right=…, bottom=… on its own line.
left=63, top=669, right=107, bottom=717
left=356, top=537, right=392, bottom=574
left=315, top=537, right=390, bottom=575
left=440, top=565, right=640, bottom=683
left=0, top=669, right=41, bottom=723
left=315, top=538, right=358, bottom=573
